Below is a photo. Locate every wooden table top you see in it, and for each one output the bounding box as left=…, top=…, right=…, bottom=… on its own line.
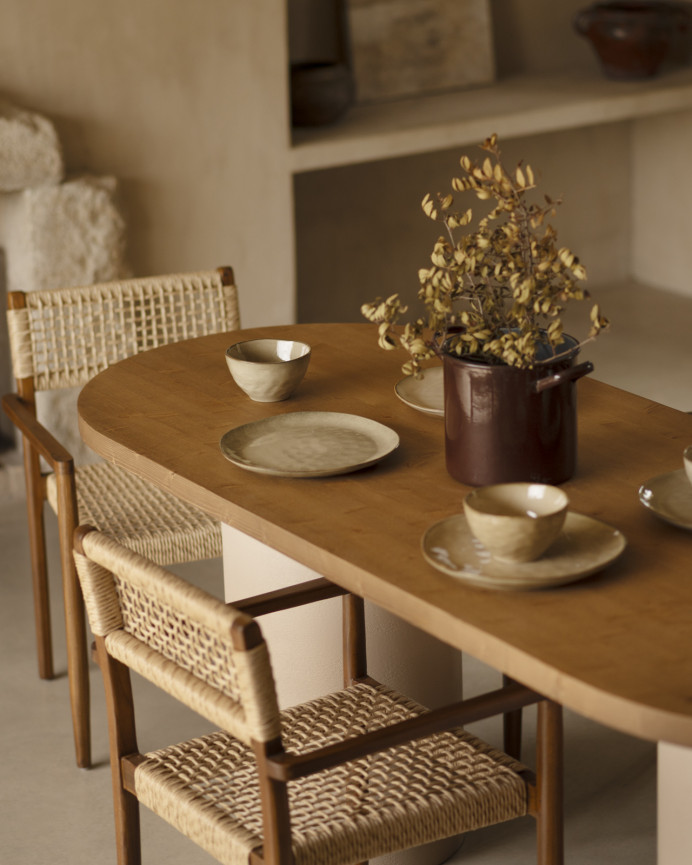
left=78, top=323, right=692, bottom=746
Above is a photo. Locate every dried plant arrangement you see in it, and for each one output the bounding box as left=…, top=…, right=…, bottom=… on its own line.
left=362, top=133, right=610, bottom=376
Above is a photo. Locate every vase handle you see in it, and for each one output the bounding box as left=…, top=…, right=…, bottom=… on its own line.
left=532, top=360, right=594, bottom=394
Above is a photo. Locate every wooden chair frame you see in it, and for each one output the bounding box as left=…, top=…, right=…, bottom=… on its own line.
left=75, top=526, right=564, bottom=865
left=2, top=267, right=238, bottom=768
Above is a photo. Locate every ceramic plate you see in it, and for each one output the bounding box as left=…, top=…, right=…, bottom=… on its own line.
left=422, top=511, right=626, bottom=590
left=219, top=411, right=399, bottom=477
left=394, top=367, right=444, bottom=416
left=638, top=469, right=692, bottom=529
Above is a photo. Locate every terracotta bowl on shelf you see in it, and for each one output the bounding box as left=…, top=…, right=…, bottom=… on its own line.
left=574, top=1, right=691, bottom=80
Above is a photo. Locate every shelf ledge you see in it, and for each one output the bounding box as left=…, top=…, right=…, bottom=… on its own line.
left=290, top=69, right=692, bottom=173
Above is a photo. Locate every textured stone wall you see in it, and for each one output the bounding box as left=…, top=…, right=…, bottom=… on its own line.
left=0, top=98, right=128, bottom=489
left=0, top=99, right=64, bottom=191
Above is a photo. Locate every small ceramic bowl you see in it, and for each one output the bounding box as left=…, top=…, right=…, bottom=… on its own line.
left=684, top=445, right=692, bottom=485
left=225, top=339, right=311, bottom=402
left=463, top=483, right=569, bottom=563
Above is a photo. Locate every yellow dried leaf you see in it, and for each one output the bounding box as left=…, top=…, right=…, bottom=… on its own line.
left=421, top=194, right=437, bottom=219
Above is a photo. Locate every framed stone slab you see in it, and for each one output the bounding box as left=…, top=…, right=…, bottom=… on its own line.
left=347, top=0, right=496, bottom=102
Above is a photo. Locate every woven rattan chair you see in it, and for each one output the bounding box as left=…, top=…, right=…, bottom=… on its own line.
left=73, top=525, right=564, bottom=865
left=2, top=268, right=239, bottom=769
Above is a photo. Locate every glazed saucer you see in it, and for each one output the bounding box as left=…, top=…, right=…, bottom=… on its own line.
left=638, top=468, right=692, bottom=530
left=394, top=367, right=444, bottom=416
left=421, top=511, right=626, bottom=590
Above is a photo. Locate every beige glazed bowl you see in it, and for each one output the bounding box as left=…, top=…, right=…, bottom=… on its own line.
left=226, top=339, right=311, bottom=402
left=463, top=482, right=569, bottom=563
left=684, top=445, right=692, bottom=485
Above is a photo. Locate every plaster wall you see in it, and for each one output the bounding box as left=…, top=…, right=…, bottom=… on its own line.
left=0, top=0, right=689, bottom=331
left=0, top=0, right=604, bottom=335
left=0, top=0, right=293, bottom=328
left=632, top=109, right=692, bottom=297
left=489, top=0, right=596, bottom=77
left=295, top=124, right=632, bottom=324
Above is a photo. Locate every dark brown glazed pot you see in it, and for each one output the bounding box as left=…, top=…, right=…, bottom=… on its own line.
left=289, top=0, right=355, bottom=127
left=443, top=341, right=594, bottom=486
left=574, top=1, right=691, bottom=80
left=290, top=62, right=355, bottom=127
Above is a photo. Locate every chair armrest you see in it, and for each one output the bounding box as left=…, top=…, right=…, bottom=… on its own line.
left=1, top=392, right=74, bottom=469
left=266, top=681, right=543, bottom=782
left=230, top=578, right=348, bottom=617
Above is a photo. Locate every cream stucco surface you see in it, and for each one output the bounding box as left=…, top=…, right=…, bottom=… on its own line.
left=1, top=0, right=690, bottom=331
left=0, top=0, right=294, bottom=327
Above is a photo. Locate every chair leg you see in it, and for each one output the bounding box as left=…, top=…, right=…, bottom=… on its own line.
left=115, top=790, right=141, bottom=865
left=26, top=491, right=54, bottom=680
left=536, top=700, right=564, bottom=865
left=62, top=555, right=92, bottom=768
left=503, top=674, right=523, bottom=759
left=98, top=645, right=142, bottom=865
left=56, top=477, right=91, bottom=768
left=22, top=448, right=53, bottom=679
left=343, top=594, right=367, bottom=685
left=255, top=742, right=294, bottom=865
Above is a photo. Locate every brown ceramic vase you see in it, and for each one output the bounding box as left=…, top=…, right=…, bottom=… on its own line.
left=443, top=340, right=594, bottom=487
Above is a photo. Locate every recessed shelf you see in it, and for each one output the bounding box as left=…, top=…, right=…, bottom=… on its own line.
left=290, top=68, right=692, bottom=173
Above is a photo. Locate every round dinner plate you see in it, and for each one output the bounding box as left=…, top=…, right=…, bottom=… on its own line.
left=638, top=468, right=692, bottom=530
left=422, top=511, right=626, bottom=590
left=394, top=367, right=444, bottom=416
left=219, top=411, right=399, bottom=477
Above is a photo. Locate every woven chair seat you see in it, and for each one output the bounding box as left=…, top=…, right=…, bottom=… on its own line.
left=47, top=463, right=221, bottom=564
left=134, top=680, right=529, bottom=865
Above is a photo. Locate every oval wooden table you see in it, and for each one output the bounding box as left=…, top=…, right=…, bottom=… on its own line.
left=78, top=322, right=692, bottom=747
left=78, top=322, right=692, bottom=861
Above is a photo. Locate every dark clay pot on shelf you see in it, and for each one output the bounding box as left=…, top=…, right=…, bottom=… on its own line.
left=290, top=62, right=355, bottom=127
left=574, top=1, right=691, bottom=80
left=289, top=0, right=355, bottom=127
left=443, top=337, right=594, bottom=487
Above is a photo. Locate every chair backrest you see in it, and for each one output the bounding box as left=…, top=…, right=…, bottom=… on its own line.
left=73, top=527, right=281, bottom=746
left=6, top=267, right=239, bottom=393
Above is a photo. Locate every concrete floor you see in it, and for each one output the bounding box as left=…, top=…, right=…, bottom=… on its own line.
left=2, top=279, right=690, bottom=864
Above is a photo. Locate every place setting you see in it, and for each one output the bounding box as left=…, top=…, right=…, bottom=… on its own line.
left=394, top=365, right=444, bottom=416
left=422, top=482, right=626, bottom=591
left=637, top=444, right=692, bottom=530
left=220, top=337, right=400, bottom=477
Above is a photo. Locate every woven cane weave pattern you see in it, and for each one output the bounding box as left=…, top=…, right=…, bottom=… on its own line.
left=79, top=530, right=280, bottom=743
left=134, top=681, right=528, bottom=865
left=118, top=580, right=244, bottom=699
left=7, top=271, right=239, bottom=391
left=47, top=463, right=222, bottom=564
left=73, top=549, right=123, bottom=636
left=106, top=631, right=261, bottom=744
left=6, top=307, right=33, bottom=380
left=82, top=529, right=243, bottom=696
